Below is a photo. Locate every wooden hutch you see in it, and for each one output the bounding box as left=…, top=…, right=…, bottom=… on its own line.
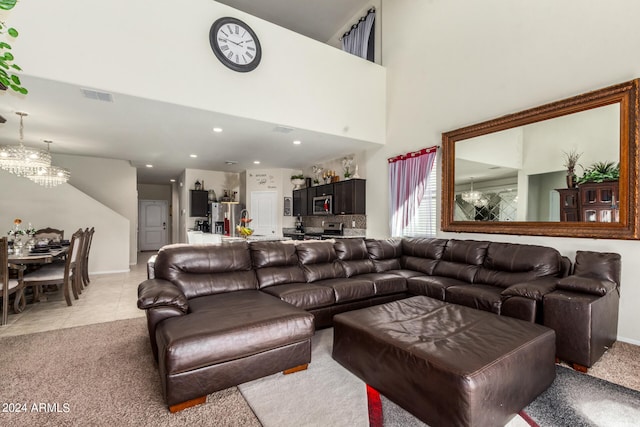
left=557, top=181, right=619, bottom=223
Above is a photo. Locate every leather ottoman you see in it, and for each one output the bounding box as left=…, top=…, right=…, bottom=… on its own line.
left=332, top=296, right=556, bottom=427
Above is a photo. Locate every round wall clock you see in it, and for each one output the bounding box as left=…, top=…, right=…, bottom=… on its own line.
left=209, top=17, right=262, bottom=72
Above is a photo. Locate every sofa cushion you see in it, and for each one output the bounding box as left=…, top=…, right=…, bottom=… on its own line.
left=261, top=283, right=336, bottom=309
left=250, top=241, right=299, bottom=268
left=365, top=238, right=403, bottom=260
left=402, top=237, right=448, bottom=259
left=354, top=272, right=407, bottom=296
left=153, top=242, right=257, bottom=299
left=372, top=258, right=402, bottom=273
left=407, top=275, right=470, bottom=300
left=296, top=241, right=337, bottom=265
left=556, top=276, right=617, bottom=296
left=335, top=239, right=370, bottom=260
left=433, top=262, right=479, bottom=283
left=445, top=285, right=503, bottom=314
left=441, top=239, right=490, bottom=265
left=158, top=290, right=313, bottom=374
left=315, top=277, right=375, bottom=303
left=573, top=251, right=621, bottom=286
left=302, top=263, right=345, bottom=282
left=402, top=256, right=439, bottom=275
left=255, top=265, right=306, bottom=289
left=339, top=259, right=376, bottom=277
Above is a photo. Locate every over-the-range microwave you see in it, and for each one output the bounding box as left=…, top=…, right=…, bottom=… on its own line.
left=312, top=195, right=333, bottom=215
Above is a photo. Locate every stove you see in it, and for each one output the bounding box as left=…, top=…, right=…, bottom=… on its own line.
left=301, top=222, right=344, bottom=240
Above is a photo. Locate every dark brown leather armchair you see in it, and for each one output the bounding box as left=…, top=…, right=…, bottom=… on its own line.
left=543, top=250, right=621, bottom=371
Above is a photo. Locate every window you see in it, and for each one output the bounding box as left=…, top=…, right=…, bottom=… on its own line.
left=402, top=157, right=437, bottom=237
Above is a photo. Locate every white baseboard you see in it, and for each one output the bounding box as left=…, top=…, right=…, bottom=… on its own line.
left=617, top=335, right=640, bottom=346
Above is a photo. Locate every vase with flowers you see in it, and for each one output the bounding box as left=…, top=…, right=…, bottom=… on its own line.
left=342, top=157, right=354, bottom=180
left=8, top=218, right=36, bottom=253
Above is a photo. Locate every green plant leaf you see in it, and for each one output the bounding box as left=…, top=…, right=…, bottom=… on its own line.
left=10, top=74, right=19, bottom=84
left=3, top=51, right=13, bottom=61
left=0, top=61, right=9, bottom=69
left=17, top=86, right=27, bottom=94
left=0, top=75, right=9, bottom=85
left=7, top=27, right=18, bottom=37
left=10, top=63, right=21, bottom=70
left=0, top=42, right=10, bottom=49
left=0, top=0, right=18, bottom=11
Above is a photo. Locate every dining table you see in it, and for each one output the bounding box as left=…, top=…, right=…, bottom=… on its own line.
left=8, top=246, right=69, bottom=265
left=8, top=246, right=70, bottom=303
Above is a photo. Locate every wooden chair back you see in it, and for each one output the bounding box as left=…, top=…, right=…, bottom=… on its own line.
left=34, top=227, right=64, bottom=242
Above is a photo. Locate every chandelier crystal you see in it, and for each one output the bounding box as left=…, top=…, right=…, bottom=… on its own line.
left=26, top=141, right=70, bottom=187
left=461, top=179, right=486, bottom=206
left=0, top=112, right=51, bottom=177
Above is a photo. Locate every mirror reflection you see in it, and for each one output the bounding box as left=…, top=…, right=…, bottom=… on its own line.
left=454, top=104, right=619, bottom=222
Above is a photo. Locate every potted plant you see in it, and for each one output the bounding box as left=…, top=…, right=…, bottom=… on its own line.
left=562, top=149, right=582, bottom=188
left=0, top=0, right=27, bottom=94
left=291, top=174, right=305, bottom=190
left=577, top=161, right=619, bottom=184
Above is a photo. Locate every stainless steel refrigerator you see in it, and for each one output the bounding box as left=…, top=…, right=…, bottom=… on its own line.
left=210, top=202, right=244, bottom=236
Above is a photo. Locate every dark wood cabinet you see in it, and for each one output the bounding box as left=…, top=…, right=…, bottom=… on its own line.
left=557, top=181, right=619, bottom=223
left=556, top=188, right=580, bottom=222
left=292, top=188, right=308, bottom=216
left=190, top=190, right=209, bottom=217
left=580, top=181, right=619, bottom=223
left=293, top=180, right=365, bottom=216
left=334, top=179, right=366, bottom=215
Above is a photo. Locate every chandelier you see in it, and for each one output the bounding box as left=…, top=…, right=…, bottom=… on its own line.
left=27, top=141, right=71, bottom=188
left=0, top=112, right=70, bottom=187
left=461, top=179, right=487, bottom=206
left=0, top=112, right=51, bottom=176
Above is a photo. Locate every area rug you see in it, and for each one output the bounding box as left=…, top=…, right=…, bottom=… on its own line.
left=0, top=318, right=260, bottom=427
left=240, top=328, right=640, bottom=427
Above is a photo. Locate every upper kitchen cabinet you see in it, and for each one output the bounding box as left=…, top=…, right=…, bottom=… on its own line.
left=334, top=179, right=366, bottom=215
left=293, top=188, right=308, bottom=216
left=190, top=190, right=209, bottom=217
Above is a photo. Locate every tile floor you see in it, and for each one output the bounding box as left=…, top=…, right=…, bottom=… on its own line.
left=0, top=252, right=151, bottom=338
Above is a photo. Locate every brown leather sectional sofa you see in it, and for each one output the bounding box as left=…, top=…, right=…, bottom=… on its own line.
left=138, top=237, right=620, bottom=410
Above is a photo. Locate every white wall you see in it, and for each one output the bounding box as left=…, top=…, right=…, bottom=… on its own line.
left=53, top=154, right=138, bottom=265
left=9, top=0, right=386, bottom=145
left=371, top=0, right=640, bottom=343
left=0, top=171, right=130, bottom=274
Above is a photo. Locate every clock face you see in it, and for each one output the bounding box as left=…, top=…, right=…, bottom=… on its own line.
left=210, top=17, right=262, bottom=72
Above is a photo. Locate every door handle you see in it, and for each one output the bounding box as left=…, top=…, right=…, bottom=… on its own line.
left=163, top=222, right=166, bottom=230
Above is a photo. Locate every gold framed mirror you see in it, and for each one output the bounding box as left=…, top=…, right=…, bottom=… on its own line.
left=441, top=79, right=639, bottom=239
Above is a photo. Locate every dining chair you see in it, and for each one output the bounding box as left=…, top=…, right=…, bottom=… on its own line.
left=1, top=237, right=26, bottom=325
left=34, top=227, right=64, bottom=242
left=22, top=229, right=84, bottom=306
left=81, top=227, right=94, bottom=288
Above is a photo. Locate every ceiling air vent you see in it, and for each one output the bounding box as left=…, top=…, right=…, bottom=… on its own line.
left=273, top=125, right=294, bottom=134
left=80, top=88, right=114, bottom=102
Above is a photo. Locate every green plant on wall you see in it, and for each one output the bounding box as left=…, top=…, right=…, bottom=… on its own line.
left=577, top=161, right=620, bottom=184
left=0, top=0, right=27, bottom=94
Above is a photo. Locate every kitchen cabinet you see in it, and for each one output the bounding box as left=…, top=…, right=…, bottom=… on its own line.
left=334, top=179, right=366, bottom=215
left=292, top=188, right=308, bottom=216
left=190, top=190, right=209, bottom=217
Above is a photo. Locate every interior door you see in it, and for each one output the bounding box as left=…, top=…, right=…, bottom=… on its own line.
left=139, top=200, right=168, bottom=251
left=250, top=191, right=277, bottom=236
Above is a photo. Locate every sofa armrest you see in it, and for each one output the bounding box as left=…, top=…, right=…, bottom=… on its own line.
left=556, top=275, right=616, bottom=297
left=501, top=277, right=557, bottom=301
left=137, top=279, right=188, bottom=313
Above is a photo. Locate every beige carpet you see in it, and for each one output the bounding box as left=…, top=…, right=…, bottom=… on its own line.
left=0, top=318, right=260, bottom=427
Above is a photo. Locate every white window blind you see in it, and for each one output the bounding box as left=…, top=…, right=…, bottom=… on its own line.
left=402, top=158, right=437, bottom=237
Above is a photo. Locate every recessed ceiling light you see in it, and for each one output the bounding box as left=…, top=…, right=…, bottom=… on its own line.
left=225, top=160, right=238, bottom=165
left=253, top=160, right=260, bottom=164
left=293, top=140, right=301, bottom=145
left=170, top=179, right=176, bottom=182
left=213, top=127, right=223, bottom=133
left=146, top=164, right=153, bottom=168
left=190, top=154, right=198, bottom=158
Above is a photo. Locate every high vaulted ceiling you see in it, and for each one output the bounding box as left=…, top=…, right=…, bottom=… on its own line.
left=0, top=0, right=373, bottom=184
